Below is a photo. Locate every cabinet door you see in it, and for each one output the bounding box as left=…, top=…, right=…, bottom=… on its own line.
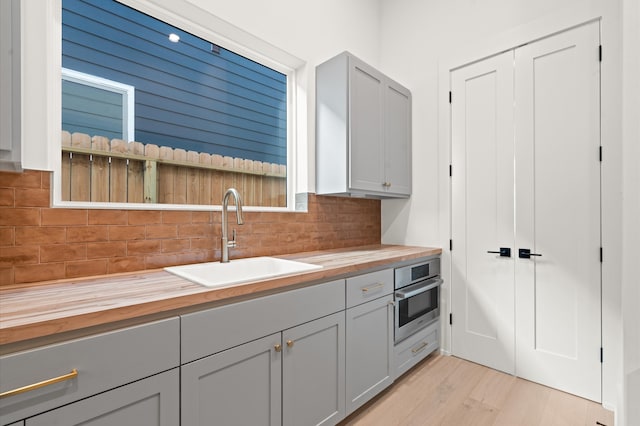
left=26, top=369, right=179, bottom=426
left=346, top=294, right=394, bottom=414
left=283, top=312, right=345, bottom=426
left=384, top=80, right=412, bottom=195
left=349, top=56, right=385, bottom=193
left=181, top=333, right=282, bottom=426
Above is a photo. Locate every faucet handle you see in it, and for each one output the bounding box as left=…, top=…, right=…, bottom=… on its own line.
left=228, top=229, right=237, bottom=248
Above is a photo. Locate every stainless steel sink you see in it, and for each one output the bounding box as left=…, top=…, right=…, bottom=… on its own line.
left=164, top=257, right=322, bottom=288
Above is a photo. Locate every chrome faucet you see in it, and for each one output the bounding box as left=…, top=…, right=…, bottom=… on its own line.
left=221, top=188, right=244, bottom=263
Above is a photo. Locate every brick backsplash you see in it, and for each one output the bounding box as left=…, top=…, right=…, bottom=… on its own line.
left=0, top=170, right=381, bottom=286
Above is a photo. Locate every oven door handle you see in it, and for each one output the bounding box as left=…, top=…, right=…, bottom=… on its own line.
left=395, top=278, right=443, bottom=299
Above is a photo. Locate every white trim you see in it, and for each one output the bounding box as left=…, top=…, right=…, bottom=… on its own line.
left=62, top=68, right=135, bottom=141
left=44, top=0, right=306, bottom=211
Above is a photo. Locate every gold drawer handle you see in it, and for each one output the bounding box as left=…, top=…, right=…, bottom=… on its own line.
left=274, top=344, right=282, bottom=353
left=286, top=340, right=294, bottom=348
left=0, top=369, right=78, bottom=399
left=361, top=283, right=385, bottom=293
left=411, top=342, right=428, bottom=355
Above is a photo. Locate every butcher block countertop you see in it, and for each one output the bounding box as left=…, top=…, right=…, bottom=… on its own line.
left=0, top=245, right=441, bottom=348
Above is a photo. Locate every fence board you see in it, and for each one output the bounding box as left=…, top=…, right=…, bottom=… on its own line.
left=110, top=139, right=128, bottom=203
left=61, top=131, right=72, bottom=201
left=128, top=141, right=145, bottom=203
left=91, top=136, right=110, bottom=202
left=60, top=132, right=286, bottom=207
left=71, top=133, right=91, bottom=201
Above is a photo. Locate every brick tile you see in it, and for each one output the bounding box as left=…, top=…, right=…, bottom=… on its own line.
left=108, top=225, right=146, bottom=241
left=0, top=228, right=14, bottom=246
left=191, top=211, right=212, bottom=223
left=67, top=226, right=109, bottom=243
left=190, top=238, right=214, bottom=251
left=127, top=240, right=161, bottom=255
left=41, top=209, right=87, bottom=226
left=128, top=210, right=162, bottom=225
left=15, top=188, right=50, bottom=207
left=162, top=239, right=190, bottom=253
left=40, top=244, right=87, bottom=263
left=162, top=210, right=192, bottom=224
left=107, top=256, right=146, bottom=274
left=41, top=171, right=51, bottom=189
left=0, top=267, right=14, bottom=286
left=66, top=259, right=108, bottom=278
left=0, top=246, right=39, bottom=266
left=0, top=208, right=40, bottom=226
left=178, top=223, right=213, bottom=238
left=14, top=263, right=65, bottom=283
left=146, top=224, right=177, bottom=239
left=145, top=250, right=210, bottom=269
left=88, top=210, right=128, bottom=225
left=15, top=227, right=66, bottom=246
left=0, top=188, right=14, bottom=207
left=0, top=170, right=42, bottom=189
left=86, top=241, right=126, bottom=259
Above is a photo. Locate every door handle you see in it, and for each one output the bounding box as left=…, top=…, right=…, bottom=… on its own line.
left=519, top=248, right=542, bottom=259
left=487, top=247, right=511, bottom=257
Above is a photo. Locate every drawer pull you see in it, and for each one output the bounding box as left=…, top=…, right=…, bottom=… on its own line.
left=361, top=283, right=385, bottom=293
left=274, top=344, right=282, bottom=352
left=286, top=340, right=294, bottom=348
left=411, top=342, right=428, bottom=355
left=0, top=369, right=78, bottom=399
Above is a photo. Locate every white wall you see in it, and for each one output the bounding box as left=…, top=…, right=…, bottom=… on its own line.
left=378, top=0, right=625, bottom=417
left=622, top=0, right=640, bottom=424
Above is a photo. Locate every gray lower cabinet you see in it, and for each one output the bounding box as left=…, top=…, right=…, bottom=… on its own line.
left=181, top=333, right=282, bottom=426
left=181, top=312, right=346, bottom=426
left=345, top=294, right=394, bottom=414
left=26, top=369, right=179, bottom=426
left=283, top=311, right=345, bottom=426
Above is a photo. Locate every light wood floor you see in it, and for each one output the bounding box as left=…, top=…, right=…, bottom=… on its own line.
left=339, top=354, right=614, bottom=426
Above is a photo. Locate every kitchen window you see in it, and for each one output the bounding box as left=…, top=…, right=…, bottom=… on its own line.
left=55, top=0, right=303, bottom=209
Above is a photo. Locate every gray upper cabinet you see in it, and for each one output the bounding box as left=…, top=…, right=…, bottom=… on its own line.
left=316, top=51, right=411, bottom=198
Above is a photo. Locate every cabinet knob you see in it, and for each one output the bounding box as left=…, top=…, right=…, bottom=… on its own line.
left=382, top=182, right=391, bottom=188
left=274, top=344, right=282, bottom=352
left=286, top=340, right=294, bottom=348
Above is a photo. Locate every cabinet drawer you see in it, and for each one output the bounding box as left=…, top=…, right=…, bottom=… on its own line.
left=393, top=321, right=439, bottom=380
left=181, top=279, right=345, bottom=363
left=0, top=317, right=179, bottom=425
left=346, top=269, right=393, bottom=308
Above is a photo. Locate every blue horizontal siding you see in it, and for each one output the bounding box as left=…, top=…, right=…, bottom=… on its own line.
left=61, top=0, right=287, bottom=164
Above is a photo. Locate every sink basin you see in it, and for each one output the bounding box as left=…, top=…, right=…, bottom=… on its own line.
left=164, top=257, right=323, bottom=288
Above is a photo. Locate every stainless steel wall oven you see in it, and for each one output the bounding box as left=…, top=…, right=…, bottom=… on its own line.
left=394, top=258, right=442, bottom=344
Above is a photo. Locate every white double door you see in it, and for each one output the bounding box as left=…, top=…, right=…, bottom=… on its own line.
left=451, top=21, right=602, bottom=402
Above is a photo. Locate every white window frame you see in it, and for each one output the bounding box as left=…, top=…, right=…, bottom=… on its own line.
left=62, top=68, right=135, bottom=141
left=26, top=0, right=305, bottom=211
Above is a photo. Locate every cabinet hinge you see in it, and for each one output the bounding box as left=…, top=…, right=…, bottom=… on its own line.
left=599, top=45, right=602, bottom=62
left=599, top=146, right=603, bottom=162
left=449, top=239, right=453, bottom=251
left=449, top=91, right=452, bottom=104
left=600, top=347, right=603, bottom=363
left=449, top=313, right=453, bottom=325
left=600, top=247, right=603, bottom=263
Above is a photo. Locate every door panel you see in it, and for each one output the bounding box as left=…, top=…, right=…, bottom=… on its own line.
left=451, top=50, right=515, bottom=375
left=514, top=21, right=601, bottom=402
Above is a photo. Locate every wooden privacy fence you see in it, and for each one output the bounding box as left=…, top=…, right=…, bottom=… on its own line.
left=61, top=131, right=287, bottom=207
